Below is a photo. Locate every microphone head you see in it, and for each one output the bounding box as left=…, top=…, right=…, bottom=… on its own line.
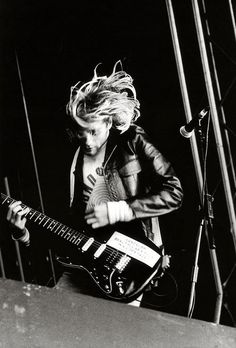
left=199, top=106, right=210, bottom=119
left=180, top=107, right=209, bottom=138
left=180, top=125, right=193, bottom=138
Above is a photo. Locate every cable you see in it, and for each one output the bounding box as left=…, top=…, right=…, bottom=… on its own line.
left=142, top=271, right=179, bottom=309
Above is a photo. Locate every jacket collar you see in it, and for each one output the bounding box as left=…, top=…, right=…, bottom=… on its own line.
left=103, top=129, right=120, bottom=167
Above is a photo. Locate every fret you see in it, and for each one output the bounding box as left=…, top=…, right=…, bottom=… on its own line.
left=54, top=223, right=63, bottom=234
left=3, top=198, right=13, bottom=206
left=69, top=232, right=80, bottom=243
left=47, top=220, right=59, bottom=232
left=47, top=220, right=58, bottom=231
left=38, top=215, right=46, bottom=225
left=1, top=196, right=8, bottom=204
left=28, top=210, right=37, bottom=220
left=34, top=213, right=42, bottom=222
left=68, top=232, right=81, bottom=244
left=43, top=217, right=50, bottom=227
left=65, top=230, right=72, bottom=239
left=74, top=235, right=84, bottom=245
left=58, top=226, right=69, bottom=237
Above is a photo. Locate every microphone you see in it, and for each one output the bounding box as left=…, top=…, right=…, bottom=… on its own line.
left=180, top=107, right=209, bottom=138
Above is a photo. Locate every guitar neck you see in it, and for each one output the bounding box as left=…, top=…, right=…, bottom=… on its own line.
left=1, top=193, right=90, bottom=247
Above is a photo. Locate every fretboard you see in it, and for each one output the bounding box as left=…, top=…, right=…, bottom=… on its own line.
left=1, top=193, right=91, bottom=248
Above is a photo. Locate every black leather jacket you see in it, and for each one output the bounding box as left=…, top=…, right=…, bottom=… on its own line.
left=70, top=125, right=183, bottom=246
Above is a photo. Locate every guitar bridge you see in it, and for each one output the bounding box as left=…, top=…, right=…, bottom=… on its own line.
left=115, top=255, right=131, bottom=272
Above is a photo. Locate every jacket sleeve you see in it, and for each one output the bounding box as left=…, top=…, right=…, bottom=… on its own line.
left=126, top=127, right=183, bottom=219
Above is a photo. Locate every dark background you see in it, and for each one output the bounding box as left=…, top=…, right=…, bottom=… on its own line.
left=0, top=0, right=236, bottom=326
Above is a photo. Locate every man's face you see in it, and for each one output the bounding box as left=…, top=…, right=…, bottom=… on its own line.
left=75, top=119, right=111, bottom=156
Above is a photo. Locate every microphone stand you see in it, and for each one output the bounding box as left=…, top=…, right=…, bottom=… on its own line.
left=187, top=118, right=223, bottom=324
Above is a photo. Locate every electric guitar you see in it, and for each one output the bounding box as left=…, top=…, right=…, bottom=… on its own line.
left=1, top=193, right=163, bottom=302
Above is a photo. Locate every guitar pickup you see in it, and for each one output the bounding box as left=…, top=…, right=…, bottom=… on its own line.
left=82, top=238, right=94, bottom=252
left=94, top=244, right=106, bottom=258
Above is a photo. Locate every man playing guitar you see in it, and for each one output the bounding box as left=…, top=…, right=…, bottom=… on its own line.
left=6, top=61, right=183, bottom=306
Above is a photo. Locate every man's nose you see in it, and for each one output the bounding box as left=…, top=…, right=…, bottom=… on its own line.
left=84, top=133, right=93, bottom=146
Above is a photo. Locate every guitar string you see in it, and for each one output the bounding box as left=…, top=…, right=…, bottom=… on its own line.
left=1, top=194, right=127, bottom=259
left=26, top=210, right=123, bottom=257
left=2, top=194, right=163, bottom=302
left=1, top=194, right=161, bottom=262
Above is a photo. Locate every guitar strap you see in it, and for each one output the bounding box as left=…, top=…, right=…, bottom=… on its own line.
left=70, top=149, right=86, bottom=226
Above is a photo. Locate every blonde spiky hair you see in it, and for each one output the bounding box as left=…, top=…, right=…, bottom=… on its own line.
left=66, top=61, right=140, bottom=133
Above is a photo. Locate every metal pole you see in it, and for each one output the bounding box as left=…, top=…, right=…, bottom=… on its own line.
left=192, top=0, right=236, bottom=254
left=165, top=0, right=207, bottom=321
left=15, top=52, right=45, bottom=213
left=165, top=0, right=203, bottom=198
left=228, top=0, right=236, bottom=42
left=0, top=249, right=6, bottom=279
left=15, top=52, right=57, bottom=285
left=191, top=0, right=236, bottom=324
left=187, top=219, right=204, bottom=318
left=201, top=0, right=236, bottom=195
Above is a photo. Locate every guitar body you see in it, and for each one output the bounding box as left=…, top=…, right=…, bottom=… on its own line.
left=1, top=193, right=162, bottom=302
left=56, top=230, right=162, bottom=302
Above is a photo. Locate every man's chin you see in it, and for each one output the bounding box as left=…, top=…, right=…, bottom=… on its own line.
left=84, top=148, right=97, bottom=156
